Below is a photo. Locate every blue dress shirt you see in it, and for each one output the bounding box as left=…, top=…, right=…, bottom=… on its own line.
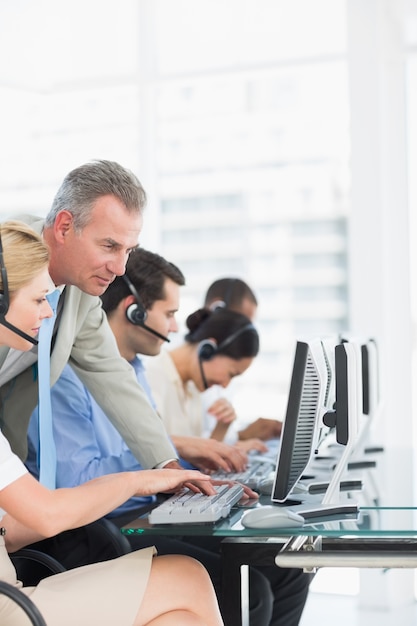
left=27, top=356, right=157, bottom=517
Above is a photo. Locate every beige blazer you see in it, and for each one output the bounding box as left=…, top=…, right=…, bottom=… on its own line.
left=0, top=215, right=176, bottom=467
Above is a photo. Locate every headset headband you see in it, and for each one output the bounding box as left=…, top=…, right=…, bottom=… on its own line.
left=122, top=272, right=143, bottom=305
left=0, top=230, right=10, bottom=315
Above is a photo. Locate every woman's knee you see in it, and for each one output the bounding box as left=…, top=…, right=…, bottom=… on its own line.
left=138, top=555, right=218, bottom=624
left=148, top=554, right=214, bottom=599
left=160, top=554, right=215, bottom=594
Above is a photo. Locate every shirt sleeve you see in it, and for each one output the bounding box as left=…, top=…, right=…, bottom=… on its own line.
left=28, top=365, right=145, bottom=487
left=61, top=290, right=178, bottom=469
left=0, top=432, right=27, bottom=491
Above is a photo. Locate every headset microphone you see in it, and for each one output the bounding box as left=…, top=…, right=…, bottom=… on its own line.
left=197, top=339, right=216, bottom=390
left=197, top=351, right=210, bottom=390
left=0, top=230, right=38, bottom=345
left=0, top=317, right=38, bottom=345
left=122, top=273, right=170, bottom=343
left=137, top=321, right=170, bottom=343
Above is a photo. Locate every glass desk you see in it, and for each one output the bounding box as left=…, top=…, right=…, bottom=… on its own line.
left=121, top=498, right=417, bottom=625
left=121, top=495, right=417, bottom=539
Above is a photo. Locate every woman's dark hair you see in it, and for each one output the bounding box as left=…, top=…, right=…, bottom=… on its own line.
left=185, top=308, right=259, bottom=359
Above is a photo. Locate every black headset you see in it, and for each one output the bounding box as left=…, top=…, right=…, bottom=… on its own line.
left=0, top=232, right=9, bottom=317
left=208, top=278, right=237, bottom=312
left=122, top=273, right=170, bottom=342
left=0, top=230, right=38, bottom=345
left=122, top=273, right=147, bottom=325
left=197, top=321, right=255, bottom=390
left=197, top=322, right=255, bottom=361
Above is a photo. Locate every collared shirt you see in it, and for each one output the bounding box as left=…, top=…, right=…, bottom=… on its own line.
left=26, top=356, right=157, bottom=517
left=145, top=349, right=203, bottom=437
left=146, top=350, right=241, bottom=444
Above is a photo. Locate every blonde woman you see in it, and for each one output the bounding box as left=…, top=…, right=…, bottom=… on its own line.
left=0, top=221, right=223, bottom=626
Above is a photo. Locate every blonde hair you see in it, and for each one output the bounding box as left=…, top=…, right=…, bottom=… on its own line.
left=0, top=221, right=49, bottom=295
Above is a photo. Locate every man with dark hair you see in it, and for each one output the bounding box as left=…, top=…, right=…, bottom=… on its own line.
left=27, top=247, right=248, bottom=509
left=204, top=277, right=258, bottom=320
left=27, top=247, right=276, bottom=625
left=27, top=247, right=311, bottom=626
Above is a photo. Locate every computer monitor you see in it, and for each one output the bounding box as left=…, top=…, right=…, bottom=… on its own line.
left=271, top=338, right=362, bottom=519
left=320, top=340, right=362, bottom=507
left=320, top=334, right=338, bottom=411
left=271, top=339, right=329, bottom=503
left=349, top=337, right=383, bottom=465
left=313, top=334, right=339, bottom=452
left=361, top=338, right=379, bottom=418
left=326, top=336, right=380, bottom=451
left=322, top=342, right=361, bottom=445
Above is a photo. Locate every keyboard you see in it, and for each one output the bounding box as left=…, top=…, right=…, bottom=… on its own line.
left=210, top=459, right=276, bottom=490
left=148, top=483, right=245, bottom=524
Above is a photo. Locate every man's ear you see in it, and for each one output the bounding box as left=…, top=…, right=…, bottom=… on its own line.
left=117, top=294, right=136, bottom=314
left=54, top=210, right=73, bottom=242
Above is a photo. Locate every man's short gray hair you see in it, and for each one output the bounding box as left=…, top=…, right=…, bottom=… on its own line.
left=45, top=160, right=147, bottom=232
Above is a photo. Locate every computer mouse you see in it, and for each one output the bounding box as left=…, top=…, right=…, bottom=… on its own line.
left=241, top=505, right=304, bottom=529
left=257, top=477, right=275, bottom=495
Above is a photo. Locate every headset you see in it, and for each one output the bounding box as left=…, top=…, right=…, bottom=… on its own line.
left=122, top=273, right=170, bottom=342
left=197, top=322, right=255, bottom=361
left=197, top=322, right=255, bottom=390
left=208, top=278, right=237, bottom=312
left=0, top=232, right=8, bottom=317
left=0, top=230, right=38, bottom=345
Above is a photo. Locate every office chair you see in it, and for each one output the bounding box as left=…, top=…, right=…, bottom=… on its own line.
left=10, top=547, right=66, bottom=586
left=93, top=517, right=132, bottom=557
left=13, top=517, right=132, bottom=583
left=0, top=581, right=47, bottom=626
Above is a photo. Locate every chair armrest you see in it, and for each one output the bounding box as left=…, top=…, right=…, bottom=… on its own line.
left=94, top=518, right=132, bottom=556
left=0, top=580, right=47, bottom=626
left=10, top=547, right=66, bottom=586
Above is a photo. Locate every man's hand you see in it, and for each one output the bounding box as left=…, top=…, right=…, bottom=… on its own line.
left=235, top=438, right=269, bottom=453
left=155, top=464, right=259, bottom=500
left=238, top=417, right=282, bottom=441
left=156, top=461, right=217, bottom=495
left=172, top=436, right=248, bottom=473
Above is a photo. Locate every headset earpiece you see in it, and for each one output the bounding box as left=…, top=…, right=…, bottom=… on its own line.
left=122, top=274, right=147, bottom=326
left=125, top=301, right=147, bottom=325
left=198, top=323, right=255, bottom=362
left=208, top=299, right=226, bottom=312
left=121, top=272, right=170, bottom=342
left=198, top=339, right=218, bottom=361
